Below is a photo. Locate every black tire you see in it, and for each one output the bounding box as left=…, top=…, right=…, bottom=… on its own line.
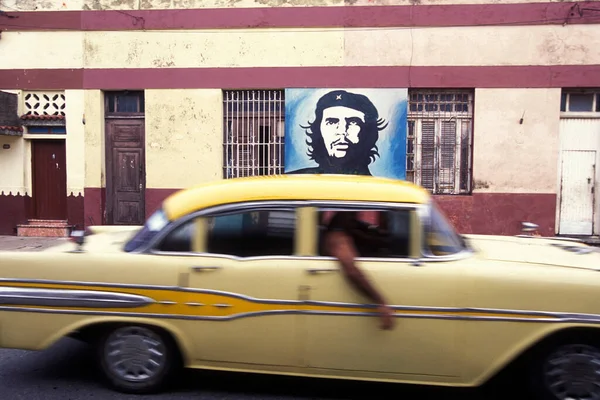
left=528, top=337, right=600, bottom=400
left=96, top=324, right=181, bottom=394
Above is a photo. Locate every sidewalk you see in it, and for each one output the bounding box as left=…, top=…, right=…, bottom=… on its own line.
left=0, top=235, right=69, bottom=252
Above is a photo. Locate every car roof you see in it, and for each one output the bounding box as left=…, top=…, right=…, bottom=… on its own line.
left=162, top=174, right=431, bottom=221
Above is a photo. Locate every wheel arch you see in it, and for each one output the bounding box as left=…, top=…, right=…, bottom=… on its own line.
left=40, top=317, right=194, bottom=366
left=472, top=324, right=600, bottom=387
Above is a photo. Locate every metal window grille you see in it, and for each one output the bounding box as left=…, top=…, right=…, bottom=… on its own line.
left=407, top=90, right=474, bottom=194
left=223, top=90, right=285, bottom=179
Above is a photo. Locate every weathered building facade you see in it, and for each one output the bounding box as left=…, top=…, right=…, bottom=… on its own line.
left=0, top=0, right=599, bottom=238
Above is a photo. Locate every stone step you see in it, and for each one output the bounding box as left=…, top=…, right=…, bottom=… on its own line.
left=26, top=219, right=69, bottom=227
left=17, top=220, right=74, bottom=238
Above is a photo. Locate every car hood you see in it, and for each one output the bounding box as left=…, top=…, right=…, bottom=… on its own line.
left=45, top=226, right=142, bottom=253
left=463, top=234, right=600, bottom=271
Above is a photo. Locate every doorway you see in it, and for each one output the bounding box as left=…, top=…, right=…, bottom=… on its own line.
left=559, top=150, right=596, bottom=235
left=558, top=117, right=599, bottom=236
left=104, top=91, right=146, bottom=225
left=31, top=139, right=67, bottom=220
left=105, top=119, right=146, bottom=225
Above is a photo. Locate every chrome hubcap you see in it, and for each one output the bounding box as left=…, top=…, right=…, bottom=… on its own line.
left=544, top=344, right=600, bottom=400
left=104, top=326, right=167, bottom=382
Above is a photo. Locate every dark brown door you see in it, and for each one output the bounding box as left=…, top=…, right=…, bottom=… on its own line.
left=106, top=119, right=145, bottom=225
left=32, top=140, right=67, bottom=220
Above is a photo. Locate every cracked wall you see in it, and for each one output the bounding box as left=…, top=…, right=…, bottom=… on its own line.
left=145, top=89, right=223, bottom=188
left=2, top=25, right=598, bottom=70
left=473, top=88, right=562, bottom=193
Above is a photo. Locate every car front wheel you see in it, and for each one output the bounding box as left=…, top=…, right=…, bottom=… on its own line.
left=530, top=341, right=600, bottom=400
left=97, top=324, right=179, bottom=394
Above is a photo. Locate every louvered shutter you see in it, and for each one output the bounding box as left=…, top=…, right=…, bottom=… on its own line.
left=439, top=120, right=456, bottom=190
left=420, top=120, right=436, bottom=191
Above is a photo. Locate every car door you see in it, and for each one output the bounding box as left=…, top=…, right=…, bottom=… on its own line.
left=300, top=205, right=466, bottom=379
left=151, top=204, right=305, bottom=368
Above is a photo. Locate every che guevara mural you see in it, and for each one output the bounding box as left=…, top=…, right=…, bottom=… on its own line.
left=284, top=88, right=408, bottom=180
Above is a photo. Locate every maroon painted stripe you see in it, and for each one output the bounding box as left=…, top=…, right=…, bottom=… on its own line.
left=1, top=65, right=599, bottom=90
left=0, top=11, right=81, bottom=31
left=0, top=69, right=83, bottom=90
left=1, top=2, right=598, bottom=32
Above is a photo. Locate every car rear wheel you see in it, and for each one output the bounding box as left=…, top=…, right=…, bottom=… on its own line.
left=97, top=325, right=179, bottom=394
left=530, top=341, right=600, bottom=400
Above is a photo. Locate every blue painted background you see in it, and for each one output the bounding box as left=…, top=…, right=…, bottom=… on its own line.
left=284, top=88, right=408, bottom=180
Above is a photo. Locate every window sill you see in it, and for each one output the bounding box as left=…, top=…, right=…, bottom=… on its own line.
left=560, top=112, right=600, bottom=119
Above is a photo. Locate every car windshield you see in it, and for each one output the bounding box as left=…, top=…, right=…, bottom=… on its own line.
left=124, top=208, right=170, bottom=252
left=420, top=202, right=467, bottom=256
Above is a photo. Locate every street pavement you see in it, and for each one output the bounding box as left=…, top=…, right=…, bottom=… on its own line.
left=0, top=337, right=527, bottom=400
left=0, top=235, right=68, bottom=252
left=0, top=235, right=526, bottom=399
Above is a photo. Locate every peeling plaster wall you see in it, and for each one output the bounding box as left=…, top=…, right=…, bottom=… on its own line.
left=0, top=32, right=83, bottom=70
left=344, top=25, right=599, bottom=67
left=83, top=90, right=105, bottom=189
left=0, top=136, right=28, bottom=195
left=472, top=88, right=561, bottom=193
left=83, top=29, right=345, bottom=69
left=2, top=0, right=585, bottom=11
left=65, top=90, right=86, bottom=196
left=1, top=0, right=83, bottom=11
left=144, top=89, right=222, bottom=188
left=1, top=24, right=598, bottom=70
left=0, top=89, right=27, bottom=195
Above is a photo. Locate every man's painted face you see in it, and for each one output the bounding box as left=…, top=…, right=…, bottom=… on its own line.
left=320, top=106, right=365, bottom=158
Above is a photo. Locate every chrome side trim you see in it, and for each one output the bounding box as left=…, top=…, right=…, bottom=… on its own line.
left=148, top=251, right=426, bottom=263
left=551, top=243, right=596, bottom=254
left=213, top=303, right=233, bottom=308
left=515, top=235, right=584, bottom=243
left=0, top=279, right=304, bottom=305
left=0, top=287, right=154, bottom=309
left=1, top=306, right=600, bottom=325
left=185, top=302, right=205, bottom=307
left=147, top=251, right=474, bottom=263
left=2, top=279, right=600, bottom=325
left=0, top=278, right=182, bottom=292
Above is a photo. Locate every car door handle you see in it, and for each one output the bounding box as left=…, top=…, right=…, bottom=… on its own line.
left=306, top=268, right=338, bottom=274
left=191, top=266, right=222, bottom=272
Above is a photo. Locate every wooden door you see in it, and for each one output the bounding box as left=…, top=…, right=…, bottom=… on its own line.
left=559, top=118, right=600, bottom=235
left=559, top=150, right=596, bottom=235
left=106, top=119, right=145, bottom=225
left=32, top=140, right=67, bottom=220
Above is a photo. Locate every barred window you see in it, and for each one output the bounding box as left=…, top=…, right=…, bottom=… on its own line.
left=407, top=90, right=474, bottom=194
left=223, top=90, right=285, bottom=178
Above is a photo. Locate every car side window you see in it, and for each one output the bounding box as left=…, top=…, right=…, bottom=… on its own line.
left=421, top=203, right=466, bottom=257
left=207, top=209, right=296, bottom=257
left=317, top=209, right=412, bottom=259
left=157, top=208, right=297, bottom=257
left=158, top=220, right=196, bottom=252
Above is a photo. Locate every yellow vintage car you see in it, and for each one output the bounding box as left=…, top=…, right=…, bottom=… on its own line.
left=1, top=174, right=599, bottom=400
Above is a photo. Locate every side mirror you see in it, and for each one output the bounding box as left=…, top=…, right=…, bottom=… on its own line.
left=69, top=230, right=86, bottom=252
left=521, top=222, right=539, bottom=233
